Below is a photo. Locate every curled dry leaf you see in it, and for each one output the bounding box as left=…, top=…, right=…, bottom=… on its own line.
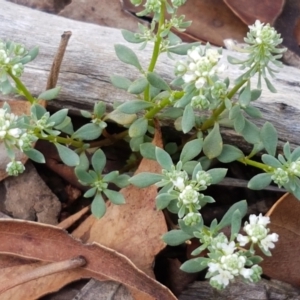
left=0, top=219, right=176, bottom=299
left=72, top=123, right=168, bottom=277
left=260, top=193, right=300, bottom=287
left=224, top=0, right=285, bottom=25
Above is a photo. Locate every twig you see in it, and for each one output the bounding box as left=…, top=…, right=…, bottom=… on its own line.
left=0, top=256, right=86, bottom=293
left=46, top=31, right=72, bottom=90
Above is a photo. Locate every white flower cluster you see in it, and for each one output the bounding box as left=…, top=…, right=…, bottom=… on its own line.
left=237, top=214, right=279, bottom=254
left=0, top=40, right=25, bottom=77
left=289, top=160, right=300, bottom=177
left=175, top=46, right=225, bottom=90
left=271, top=168, right=289, bottom=188
left=161, top=166, right=212, bottom=225
left=201, top=214, right=278, bottom=289
left=0, top=106, right=36, bottom=176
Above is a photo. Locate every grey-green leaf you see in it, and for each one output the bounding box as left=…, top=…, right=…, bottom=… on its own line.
left=180, top=257, right=209, bottom=273
left=117, top=100, right=153, bottom=114
left=203, top=123, right=223, bottom=159
left=91, top=149, right=106, bottom=175
left=114, top=44, right=142, bottom=71
left=248, top=173, right=272, bottom=190
left=129, top=172, right=163, bottom=187
left=104, top=189, right=125, bottom=205
left=129, top=117, right=148, bottom=138
left=181, top=104, right=195, bottom=133
left=54, top=143, right=79, bottom=167
left=38, top=87, right=61, bottom=101
left=110, top=75, right=132, bottom=90
left=217, top=144, right=244, bottom=163
left=162, top=229, right=192, bottom=246
left=147, top=72, right=170, bottom=91
left=24, top=148, right=45, bottom=163
left=128, top=77, right=148, bottom=94
left=91, top=193, right=106, bottom=218
left=180, top=139, right=203, bottom=163
left=73, top=123, right=103, bottom=141
left=260, top=122, right=278, bottom=156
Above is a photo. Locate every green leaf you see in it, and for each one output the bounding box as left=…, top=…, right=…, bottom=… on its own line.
left=111, top=174, right=130, bottom=188
left=180, top=139, right=203, bottom=163
left=31, top=104, right=47, bottom=120
left=203, top=123, right=223, bottom=159
left=129, top=172, right=163, bottom=187
left=248, top=173, right=272, bottom=190
left=234, top=112, right=245, bottom=133
left=207, top=168, right=227, bottom=184
left=140, top=143, right=156, bottom=160
left=110, top=75, right=132, bottom=90
left=75, top=168, right=94, bottom=184
left=129, top=117, right=148, bottom=138
left=158, top=107, right=183, bottom=119
left=91, top=193, right=106, bottom=218
left=241, top=119, right=260, bottom=144
left=78, top=151, right=90, bottom=171
left=260, top=122, right=278, bottom=156
left=261, top=154, right=281, bottom=168
left=114, top=44, right=142, bottom=71
left=156, top=193, right=177, bottom=210
left=239, top=81, right=251, bottom=107
left=94, top=102, right=106, bottom=118
left=291, top=147, right=300, bottom=161
left=24, top=148, right=45, bottom=163
left=265, top=77, right=277, bottom=93
left=217, top=200, right=247, bottom=230
left=283, top=142, right=291, bottom=160
left=244, top=105, right=262, bottom=118
left=147, top=72, right=170, bottom=91
left=72, top=123, right=103, bottom=141
left=162, top=229, right=192, bottom=246
left=104, top=189, right=125, bottom=205
left=54, top=116, right=74, bottom=135
left=106, top=110, right=136, bottom=125
left=38, top=87, right=61, bottom=101
left=102, top=171, right=119, bottom=183
left=54, top=143, right=79, bottom=167
left=48, top=109, right=68, bottom=126
left=91, top=149, right=106, bottom=174
left=84, top=187, right=97, bottom=198
left=129, top=136, right=144, bottom=152
left=121, top=29, right=142, bottom=43
left=128, top=77, right=148, bottom=94
left=155, top=147, right=173, bottom=171
left=230, top=209, right=242, bottom=241
left=117, top=100, right=153, bottom=114
left=229, top=105, right=241, bottom=120
left=168, top=42, right=201, bottom=55
left=217, top=144, right=244, bottom=163
left=181, top=104, right=195, bottom=133
left=180, top=257, right=209, bottom=273
left=23, top=46, right=39, bottom=63
left=250, top=89, right=262, bottom=101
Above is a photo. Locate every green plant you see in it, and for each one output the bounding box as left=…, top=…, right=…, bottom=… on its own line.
left=0, top=0, right=296, bottom=290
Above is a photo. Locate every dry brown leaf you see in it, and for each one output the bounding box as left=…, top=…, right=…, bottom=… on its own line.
left=59, top=0, right=147, bottom=32
left=123, top=0, right=248, bottom=45
left=224, top=0, right=285, bottom=25
left=0, top=219, right=176, bottom=299
left=259, top=193, right=300, bottom=286
left=0, top=100, right=32, bottom=181
left=275, top=0, right=300, bottom=57
left=72, top=124, right=167, bottom=277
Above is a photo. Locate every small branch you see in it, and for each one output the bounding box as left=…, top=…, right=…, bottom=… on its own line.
left=0, top=256, right=86, bottom=293
left=46, top=31, right=72, bottom=90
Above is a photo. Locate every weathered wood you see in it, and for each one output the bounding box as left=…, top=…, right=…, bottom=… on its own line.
left=1, top=0, right=300, bottom=151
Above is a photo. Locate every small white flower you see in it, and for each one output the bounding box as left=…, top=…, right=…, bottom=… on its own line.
left=260, top=233, right=279, bottom=252
left=240, top=267, right=253, bottom=280
left=289, top=160, right=300, bottom=177
left=179, top=185, right=199, bottom=205
left=8, top=128, right=22, bottom=138
left=237, top=234, right=249, bottom=246
left=210, top=269, right=233, bottom=289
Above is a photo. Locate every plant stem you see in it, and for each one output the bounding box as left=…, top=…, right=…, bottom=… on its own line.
left=8, top=69, right=36, bottom=104
left=237, top=157, right=273, bottom=172
left=200, top=79, right=248, bottom=131
left=144, top=3, right=165, bottom=102
left=36, top=133, right=84, bottom=148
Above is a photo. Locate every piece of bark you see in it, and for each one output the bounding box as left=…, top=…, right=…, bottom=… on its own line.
left=0, top=161, right=61, bottom=224
left=1, top=0, right=300, bottom=153
left=72, top=279, right=133, bottom=300
left=178, top=278, right=300, bottom=300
